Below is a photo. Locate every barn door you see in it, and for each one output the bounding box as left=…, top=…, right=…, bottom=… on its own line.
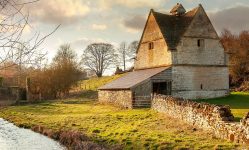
left=152, top=81, right=171, bottom=95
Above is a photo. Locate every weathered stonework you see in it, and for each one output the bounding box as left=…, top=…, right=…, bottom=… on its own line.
left=131, top=4, right=230, bottom=100
left=134, top=12, right=172, bottom=70
left=98, top=90, right=132, bottom=108
left=152, top=95, right=249, bottom=145
left=171, top=66, right=229, bottom=99
left=173, top=38, right=226, bottom=65
left=99, top=4, right=230, bottom=105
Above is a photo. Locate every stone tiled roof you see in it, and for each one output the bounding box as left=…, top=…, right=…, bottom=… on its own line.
left=153, top=7, right=199, bottom=49
left=98, top=67, right=170, bottom=90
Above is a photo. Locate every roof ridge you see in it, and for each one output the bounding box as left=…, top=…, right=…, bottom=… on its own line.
left=185, top=6, right=199, bottom=16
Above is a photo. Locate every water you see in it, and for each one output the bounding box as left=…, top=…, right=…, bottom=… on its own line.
left=0, top=118, right=65, bottom=150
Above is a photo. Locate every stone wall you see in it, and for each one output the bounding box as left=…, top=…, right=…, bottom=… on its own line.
left=171, top=66, right=229, bottom=99
left=98, top=90, right=133, bottom=109
left=173, top=38, right=226, bottom=65
left=152, top=95, right=249, bottom=145
left=134, top=12, right=172, bottom=70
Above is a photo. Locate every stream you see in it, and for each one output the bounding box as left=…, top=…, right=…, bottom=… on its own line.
left=0, top=118, right=65, bottom=150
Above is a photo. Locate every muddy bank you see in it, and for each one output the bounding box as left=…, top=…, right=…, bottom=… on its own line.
left=31, top=125, right=107, bottom=150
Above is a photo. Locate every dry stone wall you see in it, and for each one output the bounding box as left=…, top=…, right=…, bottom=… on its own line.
left=152, top=95, right=249, bottom=145
left=98, top=90, right=133, bottom=109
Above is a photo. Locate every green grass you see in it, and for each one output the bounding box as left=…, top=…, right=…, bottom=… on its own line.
left=0, top=97, right=241, bottom=149
left=77, top=74, right=124, bottom=91
left=197, top=92, right=249, bottom=121
left=0, top=74, right=247, bottom=149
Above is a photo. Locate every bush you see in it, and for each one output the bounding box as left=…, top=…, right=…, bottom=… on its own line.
left=235, top=81, right=249, bottom=92
left=28, top=44, right=85, bottom=100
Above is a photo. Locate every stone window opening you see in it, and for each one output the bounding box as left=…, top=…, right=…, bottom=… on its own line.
left=149, top=42, right=154, bottom=50
left=197, top=39, right=204, bottom=48
left=200, top=84, right=203, bottom=90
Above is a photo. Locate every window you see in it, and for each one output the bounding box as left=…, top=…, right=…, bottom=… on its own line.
left=149, top=42, right=154, bottom=50
left=200, top=84, right=203, bottom=90
left=197, top=39, right=204, bottom=48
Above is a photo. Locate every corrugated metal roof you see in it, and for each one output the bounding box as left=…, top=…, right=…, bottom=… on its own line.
left=98, top=67, right=170, bottom=90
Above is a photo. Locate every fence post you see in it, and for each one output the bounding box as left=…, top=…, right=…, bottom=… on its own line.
left=26, top=77, right=30, bottom=101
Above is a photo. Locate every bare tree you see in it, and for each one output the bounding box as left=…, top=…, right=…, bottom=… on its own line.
left=82, top=43, right=116, bottom=77
left=128, top=40, right=139, bottom=60
left=116, top=41, right=139, bottom=71
left=0, top=0, right=59, bottom=70
left=117, top=42, right=128, bottom=71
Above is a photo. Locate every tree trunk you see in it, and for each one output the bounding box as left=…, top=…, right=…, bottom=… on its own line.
left=96, top=72, right=102, bottom=77
left=123, top=50, right=126, bottom=71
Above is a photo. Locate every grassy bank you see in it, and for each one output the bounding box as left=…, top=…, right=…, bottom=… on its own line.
left=0, top=96, right=240, bottom=149
left=78, top=74, right=124, bottom=91
left=197, top=92, right=249, bottom=121
left=0, top=74, right=247, bottom=149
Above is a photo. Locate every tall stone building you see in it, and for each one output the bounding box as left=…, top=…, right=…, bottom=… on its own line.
left=98, top=3, right=229, bottom=108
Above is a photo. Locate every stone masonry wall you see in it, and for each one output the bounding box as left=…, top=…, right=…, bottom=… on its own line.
left=98, top=90, right=132, bottom=109
left=172, top=66, right=229, bottom=99
left=134, top=12, right=172, bottom=70
left=173, top=38, right=226, bottom=65
left=152, top=95, right=249, bottom=145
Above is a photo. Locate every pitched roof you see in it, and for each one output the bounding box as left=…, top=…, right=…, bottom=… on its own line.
left=152, top=6, right=199, bottom=49
left=98, top=67, right=170, bottom=90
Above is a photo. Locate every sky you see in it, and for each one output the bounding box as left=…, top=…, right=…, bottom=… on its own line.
left=21, top=0, right=249, bottom=73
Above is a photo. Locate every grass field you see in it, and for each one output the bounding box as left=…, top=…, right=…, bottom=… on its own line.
left=0, top=98, right=240, bottom=149
left=197, top=92, right=249, bottom=121
left=77, top=74, right=124, bottom=91
left=0, top=75, right=248, bottom=149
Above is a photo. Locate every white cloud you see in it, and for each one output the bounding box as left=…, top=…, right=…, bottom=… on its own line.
left=71, top=37, right=118, bottom=50
left=26, top=0, right=90, bottom=24
left=91, top=24, right=107, bottom=30
left=98, top=0, right=164, bottom=10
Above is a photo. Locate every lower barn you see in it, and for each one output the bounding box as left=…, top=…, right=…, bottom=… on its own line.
left=98, top=66, right=229, bottom=108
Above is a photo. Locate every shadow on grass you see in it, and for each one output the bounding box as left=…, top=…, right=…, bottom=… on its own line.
left=234, top=117, right=242, bottom=122
left=67, top=90, right=98, bottom=100
left=197, top=92, right=249, bottom=121
left=197, top=92, right=249, bottom=109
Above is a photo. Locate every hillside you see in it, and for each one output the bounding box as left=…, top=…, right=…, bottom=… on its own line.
left=78, top=74, right=124, bottom=91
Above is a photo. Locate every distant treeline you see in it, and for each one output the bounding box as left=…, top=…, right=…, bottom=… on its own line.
left=221, top=29, right=249, bottom=90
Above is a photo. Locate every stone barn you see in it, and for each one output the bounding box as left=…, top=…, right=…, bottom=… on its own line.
left=98, top=3, right=229, bottom=108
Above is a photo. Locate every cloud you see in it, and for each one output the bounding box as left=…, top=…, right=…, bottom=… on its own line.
left=91, top=24, right=107, bottom=30
left=209, top=5, right=249, bottom=33
left=98, top=0, right=163, bottom=10
left=26, top=0, right=90, bottom=24
left=122, top=14, right=146, bottom=33
left=71, top=37, right=118, bottom=50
